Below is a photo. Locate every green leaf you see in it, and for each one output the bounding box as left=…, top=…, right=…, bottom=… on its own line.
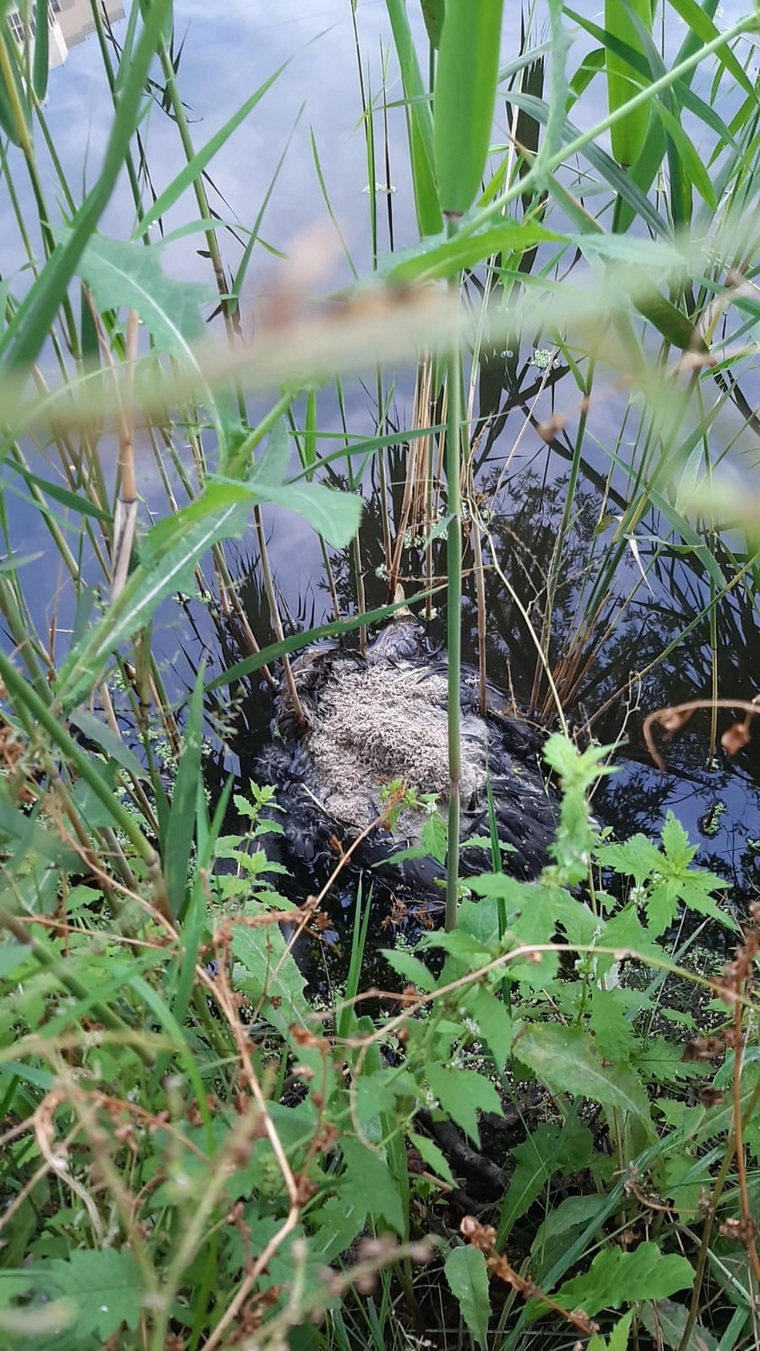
left=420, top=0, right=445, bottom=49
left=381, top=948, right=436, bottom=992
left=75, top=234, right=213, bottom=360
left=499, top=1117, right=592, bottom=1242
left=340, top=1138, right=404, bottom=1235
left=434, top=0, right=505, bottom=217
left=604, top=0, right=654, bottom=168
left=549, top=1241, right=694, bottom=1317
left=68, top=711, right=149, bottom=780
left=425, top=1064, right=501, bottom=1144
left=515, top=1024, right=654, bottom=1136
left=533, top=1194, right=609, bottom=1253
left=385, top=0, right=442, bottom=236
left=243, top=436, right=362, bottom=548
left=138, top=0, right=172, bottom=45
left=56, top=488, right=254, bottom=708
left=0, top=33, right=26, bottom=147
left=464, top=984, right=512, bottom=1069
left=500, top=1123, right=560, bottom=1240
left=589, top=1313, right=634, bottom=1351
left=46, top=1247, right=143, bottom=1339
left=232, top=922, right=309, bottom=1036
left=409, top=1129, right=456, bottom=1186
left=444, top=1245, right=491, bottom=1350
left=588, top=987, right=635, bottom=1063
left=384, top=220, right=561, bottom=284
left=638, top=1299, right=718, bottom=1351
left=16, top=468, right=113, bottom=522
left=32, top=0, right=49, bottom=100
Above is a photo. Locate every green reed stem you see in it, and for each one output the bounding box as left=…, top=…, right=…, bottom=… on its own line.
left=445, top=231, right=462, bottom=932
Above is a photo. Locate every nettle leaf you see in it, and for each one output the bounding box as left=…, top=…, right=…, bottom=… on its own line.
left=426, top=1064, right=501, bottom=1144
left=409, top=1130, right=456, bottom=1186
left=444, top=1244, right=491, bottom=1350
left=588, top=986, right=635, bottom=1063
left=596, top=834, right=663, bottom=887
left=549, top=1241, right=694, bottom=1317
left=421, top=809, right=447, bottom=863
left=381, top=948, right=437, bottom=992
left=660, top=812, right=698, bottom=870
left=515, top=1024, right=654, bottom=1137
left=75, top=233, right=212, bottom=358
left=340, top=1138, right=404, bottom=1235
left=646, top=878, right=682, bottom=936
left=46, top=1248, right=143, bottom=1339
left=634, top=1036, right=702, bottom=1086
left=464, top=984, right=512, bottom=1069
left=676, top=876, right=736, bottom=931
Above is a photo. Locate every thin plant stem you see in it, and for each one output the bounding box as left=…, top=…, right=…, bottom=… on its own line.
left=444, top=229, right=462, bottom=932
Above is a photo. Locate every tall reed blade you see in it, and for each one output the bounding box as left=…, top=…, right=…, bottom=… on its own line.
left=433, top=0, right=504, bottom=927
left=433, top=0, right=505, bottom=218
left=605, top=0, right=655, bottom=168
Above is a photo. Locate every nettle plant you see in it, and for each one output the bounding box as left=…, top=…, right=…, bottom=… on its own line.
left=3, top=735, right=758, bottom=1349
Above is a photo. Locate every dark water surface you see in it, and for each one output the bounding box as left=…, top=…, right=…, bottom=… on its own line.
left=3, top=0, right=760, bottom=915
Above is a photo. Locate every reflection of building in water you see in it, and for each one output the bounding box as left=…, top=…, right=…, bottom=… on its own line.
left=7, top=1, right=124, bottom=70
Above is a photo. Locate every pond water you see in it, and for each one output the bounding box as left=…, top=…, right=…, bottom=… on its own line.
left=3, top=0, right=760, bottom=922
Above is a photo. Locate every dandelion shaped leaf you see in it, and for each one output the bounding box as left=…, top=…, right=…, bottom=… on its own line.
left=47, top=1248, right=143, bottom=1340
left=75, top=233, right=213, bottom=359
left=444, top=1245, right=491, bottom=1351
left=515, top=1023, right=654, bottom=1137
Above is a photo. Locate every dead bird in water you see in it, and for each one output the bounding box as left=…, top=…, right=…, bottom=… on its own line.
left=254, top=615, right=559, bottom=902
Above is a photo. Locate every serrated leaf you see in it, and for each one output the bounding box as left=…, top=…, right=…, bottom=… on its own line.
left=381, top=948, right=436, bottom=992
left=46, top=1248, right=143, bottom=1339
left=590, top=1312, right=633, bottom=1351
left=444, top=1245, right=491, bottom=1349
left=550, top=1242, right=694, bottom=1317
left=588, top=987, right=634, bottom=1063
left=409, top=1130, right=456, bottom=1186
left=660, top=813, right=697, bottom=870
left=356, top=1074, right=396, bottom=1142
left=596, top=835, right=663, bottom=887
left=464, top=985, right=512, bottom=1069
left=340, top=1138, right=404, bottom=1235
left=426, top=1064, right=501, bottom=1144
left=515, top=1024, right=654, bottom=1136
